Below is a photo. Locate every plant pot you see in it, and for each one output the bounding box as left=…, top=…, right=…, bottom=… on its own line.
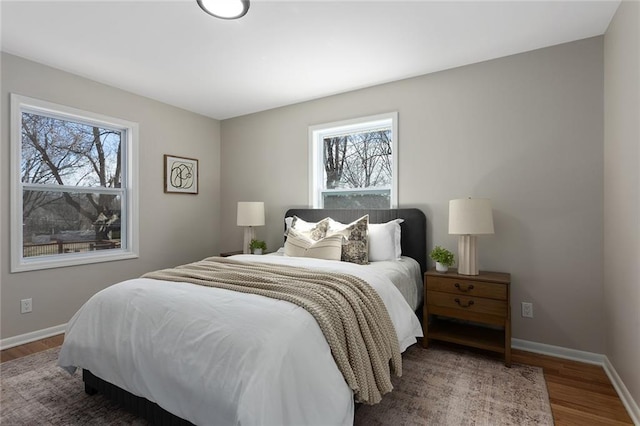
left=435, top=262, right=448, bottom=273
left=253, top=248, right=263, bottom=255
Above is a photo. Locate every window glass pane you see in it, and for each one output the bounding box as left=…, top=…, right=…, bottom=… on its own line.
left=322, top=128, right=392, bottom=190
left=323, top=191, right=391, bottom=209
left=310, top=112, right=397, bottom=209
left=21, top=112, right=122, bottom=188
left=23, top=190, right=122, bottom=258
left=12, top=94, right=138, bottom=272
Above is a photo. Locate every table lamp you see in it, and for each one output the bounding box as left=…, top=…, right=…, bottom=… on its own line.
left=448, top=198, right=494, bottom=275
left=237, top=202, right=265, bottom=254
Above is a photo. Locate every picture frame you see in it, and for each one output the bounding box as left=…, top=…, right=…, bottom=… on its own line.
left=164, top=155, right=198, bottom=194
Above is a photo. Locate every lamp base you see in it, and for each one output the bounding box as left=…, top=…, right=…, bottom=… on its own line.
left=243, top=226, right=255, bottom=254
left=457, top=235, right=479, bottom=275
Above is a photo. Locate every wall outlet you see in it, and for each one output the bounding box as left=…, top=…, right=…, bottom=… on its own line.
left=20, top=298, right=32, bottom=314
left=521, top=302, right=533, bottom=318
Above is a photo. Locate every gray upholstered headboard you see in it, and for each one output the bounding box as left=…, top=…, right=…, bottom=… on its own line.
left=284, top=208, right=427, bottom=275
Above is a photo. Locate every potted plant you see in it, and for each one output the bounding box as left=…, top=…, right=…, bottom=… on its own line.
left=249, top=239, right=267, bottom=255
left=430, top=245, right=455, bottom=273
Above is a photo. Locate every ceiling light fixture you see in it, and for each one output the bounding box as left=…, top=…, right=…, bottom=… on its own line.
left=197, top=0, right=250, bottom=20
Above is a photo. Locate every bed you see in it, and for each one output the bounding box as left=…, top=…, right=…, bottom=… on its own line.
left=58, top=208, right=426, bottom=426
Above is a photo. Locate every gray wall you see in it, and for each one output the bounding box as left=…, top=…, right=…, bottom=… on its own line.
left=221, top=37, right=605, bottom=353
left=1, top=53, right=221, bottom=339
left=0, top=35, right=614, bottom=360
left=604, top=1, right=640, bottom=408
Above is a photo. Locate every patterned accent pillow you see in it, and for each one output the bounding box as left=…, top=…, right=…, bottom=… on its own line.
left=291, top=216, right=330, bottom=241
left=329, top=215, right=369, bottom=265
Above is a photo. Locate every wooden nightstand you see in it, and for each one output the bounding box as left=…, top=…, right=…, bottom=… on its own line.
left=220, top=250, right=243, bottom=257
left=423, top=268, right=512, bottom=367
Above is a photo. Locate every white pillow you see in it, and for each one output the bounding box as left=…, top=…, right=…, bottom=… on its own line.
left=285, top=216, right=321, bottom=231
left=284, top=216, right=295, bottom=231
left=367, top=219, right=404, bottom=261
left=284, top=228, right=344, bottom=260
left=285, top=216, right=330, bottom=241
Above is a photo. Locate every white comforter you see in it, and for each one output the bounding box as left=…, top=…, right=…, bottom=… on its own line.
left=58, top=255, right=423, bottom=426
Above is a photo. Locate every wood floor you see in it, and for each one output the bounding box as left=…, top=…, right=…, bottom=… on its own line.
left=1, top=335, right=634, bottom=425
left=512, top=349, right=634, bottom=425
left=0, top=334, right=64, bottom=363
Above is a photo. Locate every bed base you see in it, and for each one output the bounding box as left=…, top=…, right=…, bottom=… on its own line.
left=83, top=369, right=194, bottom=425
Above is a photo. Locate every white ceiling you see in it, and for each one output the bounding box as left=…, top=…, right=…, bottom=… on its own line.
left=1, top=0, right=620, bottom=120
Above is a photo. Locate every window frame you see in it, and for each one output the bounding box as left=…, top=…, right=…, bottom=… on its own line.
left=308, top=112, right=398, bottom=208
left=10, top=94, right=139, bottom=272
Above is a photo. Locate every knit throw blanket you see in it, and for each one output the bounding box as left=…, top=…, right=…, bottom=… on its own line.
left=142, top=257, right=401, bottom=404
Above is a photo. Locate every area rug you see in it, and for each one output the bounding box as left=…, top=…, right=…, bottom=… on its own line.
left=1, top=344, right=554, bottom=425
left=354, top=344, right=554, bottom=425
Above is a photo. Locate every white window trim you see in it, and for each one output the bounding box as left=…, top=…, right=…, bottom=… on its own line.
left=10, top=94, right=139, bottom=272
left=308, top=112, right=398, bottom=208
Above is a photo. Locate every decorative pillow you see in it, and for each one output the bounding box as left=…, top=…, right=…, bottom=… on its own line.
left=288, top=216, right=330, bottom=241
left=284, top=228, right=344, bottom=261
left=368, top=219, right=404, bottom=261
left=328, top=215, right=369, bottom=265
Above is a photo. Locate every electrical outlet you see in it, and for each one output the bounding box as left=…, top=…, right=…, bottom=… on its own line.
left=20, top=298, right=32, bottom=314
left=521, top=302, right=533, bottom=318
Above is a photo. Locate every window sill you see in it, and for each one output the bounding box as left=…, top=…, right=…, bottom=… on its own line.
left=11, top=249, right=139, bottom=273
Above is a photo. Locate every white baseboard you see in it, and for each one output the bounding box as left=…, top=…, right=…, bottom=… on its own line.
left=512, top=338, right=606, bottom=365
left=603, top=356, right=640, bottom=425
left=0, top=323, right=66, bottom=351
left=513, top=338, right=640, bottom=426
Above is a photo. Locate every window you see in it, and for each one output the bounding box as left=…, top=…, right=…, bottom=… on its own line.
left=11, top=94, right=139, bottom=272
left=309, top=112, right=398, bottom=208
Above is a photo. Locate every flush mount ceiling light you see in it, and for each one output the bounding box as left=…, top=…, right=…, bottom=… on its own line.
left=197, top=0, right=250, bottom=19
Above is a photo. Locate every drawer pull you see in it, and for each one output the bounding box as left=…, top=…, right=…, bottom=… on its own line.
left=454, top=298, right=475, bottom=308
left=455, top=283, right=474, bottom=292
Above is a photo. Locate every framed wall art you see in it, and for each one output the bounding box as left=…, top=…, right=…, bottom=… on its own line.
left=164, top=154, right=198, bottom=194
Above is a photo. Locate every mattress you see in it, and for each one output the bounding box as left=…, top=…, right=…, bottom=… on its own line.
left=270, top=249, right=423, bottom=311
left=366, top=256, right=423, bottom=311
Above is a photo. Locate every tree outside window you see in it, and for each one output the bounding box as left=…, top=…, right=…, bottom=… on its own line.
left=309, top=112, right=398, bottom=208
left=11, top=95, right=138, bottom=272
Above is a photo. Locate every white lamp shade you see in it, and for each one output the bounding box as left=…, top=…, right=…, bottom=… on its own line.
left=448, top=198, right=494, bottom=235
left=237, top=202, right=265, bottom=226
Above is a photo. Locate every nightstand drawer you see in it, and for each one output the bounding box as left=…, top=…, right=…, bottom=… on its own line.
left=427, top=276, right=506, bottom=300
left=427, top=290, right=507, bottom=317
